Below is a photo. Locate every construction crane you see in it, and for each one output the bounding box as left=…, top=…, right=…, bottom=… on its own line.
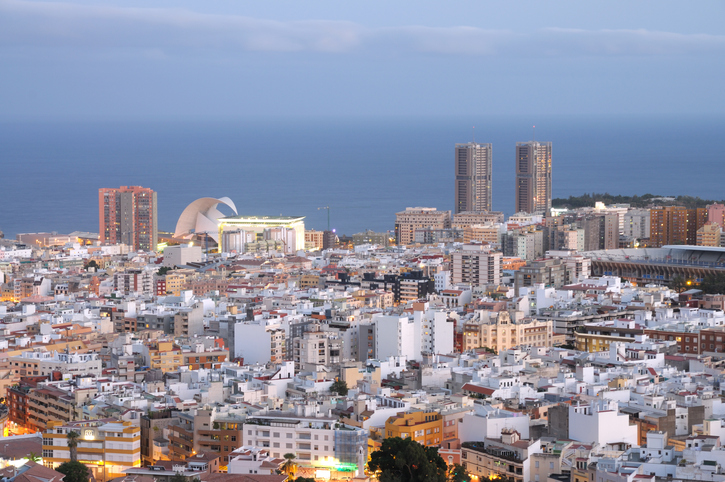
left=318, top=206, right=331, bottom=231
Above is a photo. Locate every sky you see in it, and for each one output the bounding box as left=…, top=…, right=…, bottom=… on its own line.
left=1, top=0, right=724, bottom=120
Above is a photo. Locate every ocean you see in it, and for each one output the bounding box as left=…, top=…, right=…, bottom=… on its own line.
left=1, top=115, right=723, bottom=239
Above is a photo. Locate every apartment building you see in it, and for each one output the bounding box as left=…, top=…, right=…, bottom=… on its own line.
left=242, top=409, right=367, bottom=472
left=169, top=408, right=245, bottom=466
left=452, top=211, right=505, bottom=229
left=385, top=410, right=443, bottom=447
left=113, top=269, right=154, bottom=296
left=8, top=350, right=102, bottom=378
left=650, top=206, right=707, bottom=247
left=99, top=185, right=158, bottom=251
left=395, top=208, right=451, bottom=246
left=43, top=419, right=141, bottom=478
left=292, top=325, right=341, bottom=371
left=461, top=429, right=541, bottom=482
left=451, top=244, right=502, bottom=286
left=462, top=311, right=553, bottom=352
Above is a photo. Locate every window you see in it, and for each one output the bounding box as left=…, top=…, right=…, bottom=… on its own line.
left=535, top=461, right=539, bottom=468
left=550, top=462, right=554, bottom=469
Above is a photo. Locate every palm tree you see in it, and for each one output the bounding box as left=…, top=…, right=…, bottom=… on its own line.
left=281, top=453, right=296, bottom=477
left=66, top=430, right=80, bottom=462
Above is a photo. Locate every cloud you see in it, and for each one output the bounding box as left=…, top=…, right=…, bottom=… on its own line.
left=1, top=0, right=724, bottom=58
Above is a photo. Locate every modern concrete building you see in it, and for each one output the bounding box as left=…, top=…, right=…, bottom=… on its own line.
left=99, top=186, right=158, bottom=251
left=452, top=211, right=505, bottom=228
left=623, top=209, right=651, bottom=240
left=218, top=216, right=305, bottom=254
left=649, top=206, right=707, bottom=247
left=451, top=244, right=502, bottom=286
left=173, top=197, right=238, bottom=244
left=394, top=207, right=451, bottom=246
left=242, top=409, right=368, bottom=472
left=455, top=142, right=493, bottom=214
left=162, top=244, right=202, bottom=267
left=697, top=222, right=721, bottom=247
left=514, top=258, right=566, bottom=295
left=515, top=141, right=552, bottom=215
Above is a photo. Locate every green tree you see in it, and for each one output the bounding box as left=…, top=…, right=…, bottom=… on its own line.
left=157, top=266, right=172, bottom=276
left=26, top=452, right=41, bottom=463
left=669, top=275, right=687, bottom=294
left=281, top=453, right=297, bottom=477
left=330, top=379, right=349, bottom=396
left=66, top=430, right=80, bottom=462
left=293, top=478, right=316, bottom=482
left=699, top=273, right=725, bottom=294
left=368, top=437, right=447, bottom=482
left=448, top=463, right=471, bottom=482
left=170, top=473, right=188, bottom=482
left=56, top=461, right=90, bottom=482
left=85, top=260, right=99, bottom=271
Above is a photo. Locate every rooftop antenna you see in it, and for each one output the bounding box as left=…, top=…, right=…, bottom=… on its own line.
left=472, top=126, right=475, bottom=143
left=533, top=125, right=536, bottom=142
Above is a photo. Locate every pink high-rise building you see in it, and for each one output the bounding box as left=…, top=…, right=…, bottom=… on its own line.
left=708, top=203, right=725, bottom=229
left=99, top=186, right=158, bottom=251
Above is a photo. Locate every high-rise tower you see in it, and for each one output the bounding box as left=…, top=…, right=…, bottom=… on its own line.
left=99, top=186, right=158, bottom=251
left=515, top=141, right=552, bottom=214
left=454, top=142, right=492, bottom=214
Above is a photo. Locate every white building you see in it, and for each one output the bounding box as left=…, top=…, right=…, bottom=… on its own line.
left=228, top=446, right=284, bottom=475
left=242, top=407, right=367, bottom=471
left=162, top=244, right=202, bottom=267
left=372, top=303, right=454, bottom=361
left=569, top=399, right=638, bottom=448
left=458, top=403, right=531, bottom=442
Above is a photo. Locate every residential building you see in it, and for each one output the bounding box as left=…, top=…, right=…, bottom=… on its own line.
left=352, top=230, right=389, bottom=247
left=697, top=222, right=721, bottom=247
left=452, top=211, right=505, bottom=228
left=461, top=429, right=541, bottom=482
left=515, top=141, right=552, bottom=215
left=514, top=258, right=566, bottom=295
left=451, top=244, right=502, bottom=286
left=385, top=410, right=443, bottom=447
left=650, top=206, right=707, bottom=247
left=623, top=209, right=651, bottom=240
left=43, top=419, right=141, bottom=479
left=708, top=203, right=725, bottom=229
left=305, top=230, right=324, bottom=250
left=455, top=142, right=493, bottom=214
left=395, top=208, right=451, bottom=246
left=242, top=409, right=368, bottom=472
left=462, top=310, right=553, bottom=352
left=227, top=446, right=284, bottom=475
left=99, top=185, right=158, bottom=251
left=463, top=224, right=501, bottom=245
left=569, top=400, right=638, bottom=448
left=168, top=408, right=245, bottom=465
left=8, top=350, right=102, bottom=378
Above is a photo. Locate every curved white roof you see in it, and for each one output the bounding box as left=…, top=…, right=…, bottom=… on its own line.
left=174, top=197, right=238, bottom=243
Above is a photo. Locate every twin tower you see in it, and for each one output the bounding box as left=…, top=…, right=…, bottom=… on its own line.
left=454, top=140, right=552, bottom=215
